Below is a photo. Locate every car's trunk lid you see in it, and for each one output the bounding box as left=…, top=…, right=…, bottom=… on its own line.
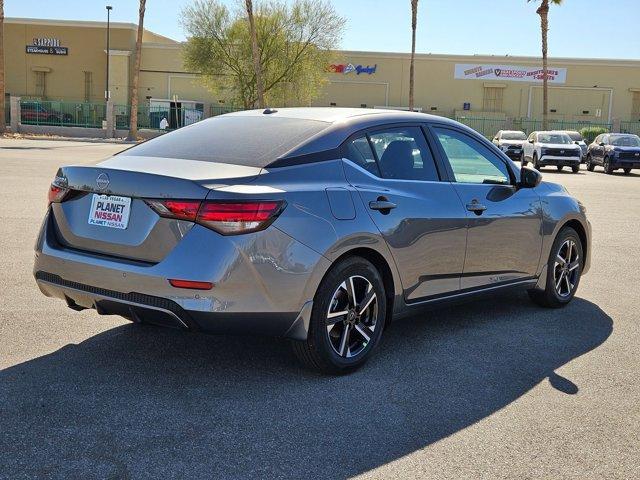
left=50, top=156, right=262, bottom=263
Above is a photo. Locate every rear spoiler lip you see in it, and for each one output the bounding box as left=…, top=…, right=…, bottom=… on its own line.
left=57, top=164, right=212, bottom=200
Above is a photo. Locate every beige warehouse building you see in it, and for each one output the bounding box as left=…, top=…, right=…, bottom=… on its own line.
left=5, top=17, right=640, bottom=132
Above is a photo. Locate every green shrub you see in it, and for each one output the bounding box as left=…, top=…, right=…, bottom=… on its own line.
left=579, top=126, right=609, bottom=143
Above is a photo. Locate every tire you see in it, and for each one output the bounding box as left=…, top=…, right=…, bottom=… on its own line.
left=291, top=256, right=387, bottom=374
left=528, top=227, right=583, bottom=308
left=556, top=165, right=563, bottom=171
left=533, top=153, right=541, bottom=170
left=585, top=154, right=595, bottom=171
left=572, top=165, right=580, bottom=173
left=624, top=168, right=631, bottom=175
left=603, top=156, right=614, bottom=174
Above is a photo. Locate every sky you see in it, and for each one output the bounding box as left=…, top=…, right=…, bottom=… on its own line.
left=6, top=0, right=640, bottom=60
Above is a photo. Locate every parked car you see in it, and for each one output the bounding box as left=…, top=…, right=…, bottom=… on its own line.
left=34, top=108, right=591, bottom=374
left=522, top=131, right=582, bottom=172
left=492, top=130, right=527, bottom=160
left=21, top=101, right=73, bottom=124
left=561, top=130, right=588, bottom=162
left=585, top=133, right=640, bottom=174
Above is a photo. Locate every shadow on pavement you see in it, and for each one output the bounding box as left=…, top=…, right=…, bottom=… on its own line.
left=0, top=293, right=612, bottom=479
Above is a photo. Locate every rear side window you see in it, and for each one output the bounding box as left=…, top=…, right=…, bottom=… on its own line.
left=368, top=127, right=439, bottom=181
left=120, top=116, right=329, bottom=167
left=344, top=136, right=381, bottom=176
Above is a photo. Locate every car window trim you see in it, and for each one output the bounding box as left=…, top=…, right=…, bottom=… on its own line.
left=425, top=123, right=518, bottom=187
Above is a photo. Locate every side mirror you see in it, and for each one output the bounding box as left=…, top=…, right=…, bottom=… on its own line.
left=528, top=139, right=534, bottom=143
left=599, top=142, right=605, bottom=146
left=519, top=167, right=542, bottom=189
left=574, top=141, right=580, bottom=145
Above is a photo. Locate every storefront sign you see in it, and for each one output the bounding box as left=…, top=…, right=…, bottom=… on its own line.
left=454, top=63, right=566, bottom=84
left=26, top=38, right=68, bottom=55
left=330, top=63, right=377, bottom=75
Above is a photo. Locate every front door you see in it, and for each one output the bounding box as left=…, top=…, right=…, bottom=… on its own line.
left=429, top=125, right=543, bottom=290
left=342, top=126, right=468, bottom=301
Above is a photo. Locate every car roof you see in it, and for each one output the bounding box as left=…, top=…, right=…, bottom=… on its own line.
left=225, top=107, right=463, bottom=161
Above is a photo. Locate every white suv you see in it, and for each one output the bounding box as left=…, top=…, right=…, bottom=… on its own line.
left=522, top=131, right=583, bottom=173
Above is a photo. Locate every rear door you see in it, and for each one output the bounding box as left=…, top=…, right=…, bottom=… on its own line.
left=342, top=125, right=468, bottom=301
left=428, top=125, right=543, bottom=290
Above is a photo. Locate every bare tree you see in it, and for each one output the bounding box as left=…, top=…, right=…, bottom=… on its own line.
left=127, top=0, right=146, bottom=140
left=0, top=0, right=5, bottom=133
left=529, top=0, right=563, bottom=130
left=245, top=0, right=265, bottom=108
left=408, top=0, right=418, bottom=112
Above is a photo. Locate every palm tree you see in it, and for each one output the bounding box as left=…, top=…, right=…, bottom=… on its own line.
left=127, top=0, right=146, bottom=141
left=245, top=0, right=265, bottom=109
left=529, top=0, right=562, bottom=130
left=408, top=0, right=418, bottom=111
left=0, top=0, right=5, bottom=133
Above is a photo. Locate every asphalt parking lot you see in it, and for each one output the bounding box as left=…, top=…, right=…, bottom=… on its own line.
left=1, top=138, right=638, bottom=479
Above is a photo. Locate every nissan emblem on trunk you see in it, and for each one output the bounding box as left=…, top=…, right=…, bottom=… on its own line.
left=96, top=173, right=110, bottom=190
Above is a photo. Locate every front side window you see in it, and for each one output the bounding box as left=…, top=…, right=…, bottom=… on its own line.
left=368, top=127, right=439, bottom=181
left=433, top=127, right=511, bottom=185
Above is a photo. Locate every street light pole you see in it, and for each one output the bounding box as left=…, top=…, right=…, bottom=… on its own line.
left=105, top=5, right=113, bottom=102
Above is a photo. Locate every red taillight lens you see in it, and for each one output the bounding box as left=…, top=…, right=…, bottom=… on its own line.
left=146, top=199, right=201, bottom=221
left=197, top=201, right=284, bottom=234
left=48, top=184, right=69, bottom=204
left=145, top=199, right=286, bottom=235
left=168, top=279, right=213, bottom=290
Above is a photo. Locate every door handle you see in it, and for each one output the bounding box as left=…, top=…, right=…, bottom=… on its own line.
left=466, top=200, right=487, bottom=215
left=369, top=197, right=397, bottom=212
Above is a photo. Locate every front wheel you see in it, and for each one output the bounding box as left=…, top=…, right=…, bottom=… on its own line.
left=528, top=227, right=583, bottom=308
left=624, top=168, right=631, bottom=175
left=533, top=153, right=541, bottom=170
left=585, top=154, right=595, bottom=171
left=603, top=157, right=614, bottom=174
left=572, top=165, right=580, bottom=173
left=291, top=256, right=387, bottom=374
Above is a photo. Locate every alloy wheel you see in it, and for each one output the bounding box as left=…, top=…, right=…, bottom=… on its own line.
left=326, top=275, right=378, bottom=358
left=553, top=239, right=580, bottom=298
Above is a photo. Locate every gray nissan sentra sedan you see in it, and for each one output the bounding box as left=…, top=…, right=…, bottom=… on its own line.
left=34, top=108, right=591, bottom=374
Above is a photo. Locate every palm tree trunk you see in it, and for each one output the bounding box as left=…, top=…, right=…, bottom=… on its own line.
left=537, top=0, right=549, bottom=130
left=127, top=0, right=146, bottom=141
left=0, top=0, right=5, bottom=133
left=245, top=0, right=265, bottom=109
left=409, top=0, right=418, bottom=111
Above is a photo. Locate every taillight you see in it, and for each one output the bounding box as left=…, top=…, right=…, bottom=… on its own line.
left=145, top=199, right=286, bottom=235
left=48, top=176, right=70, bottom=204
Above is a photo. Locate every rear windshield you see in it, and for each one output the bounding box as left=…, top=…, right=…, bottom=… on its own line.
left=120, top=116, right=329, bottom=167
left=501, top=132, right=526, bottom=140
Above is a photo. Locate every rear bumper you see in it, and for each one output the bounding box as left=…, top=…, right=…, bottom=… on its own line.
left=34, top=210, right=328, bottom=339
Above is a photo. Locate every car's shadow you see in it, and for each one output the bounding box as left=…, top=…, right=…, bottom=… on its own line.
left=0, top=293, right=612, bottom=479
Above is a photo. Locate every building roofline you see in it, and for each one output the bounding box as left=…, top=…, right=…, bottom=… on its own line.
left=339, top=49, right=640, bottom=67
left=5, top=17, right=179, bottom=43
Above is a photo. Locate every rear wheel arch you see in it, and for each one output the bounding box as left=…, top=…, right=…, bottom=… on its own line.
left=328, top=248, right=396, bottom=324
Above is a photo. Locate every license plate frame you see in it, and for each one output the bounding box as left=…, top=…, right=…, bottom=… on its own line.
left=87, top=194, right=131, bottom=230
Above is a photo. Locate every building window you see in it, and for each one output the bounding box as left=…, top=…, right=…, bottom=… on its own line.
left=483, top=86, right=504, bottom=112
left=84, top=71, right=93, bottom=103
left=34, top=71, right=47, bottom=98
left=631, top=91, right=640, bottom=120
